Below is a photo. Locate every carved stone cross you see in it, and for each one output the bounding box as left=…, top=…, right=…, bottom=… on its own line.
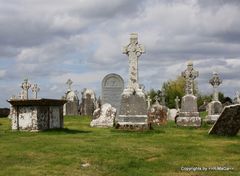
left=21, top=79, right=31, bottom=100
left=146, top=95, right=152, bottom=109
left=209, top=72, right=222, bottom=101
left=175, top=96, right=180, bottom=110
left=32, top=84, right=40, bottom=99
left=66, top=79, right=73, bottom=91
left=181, top=61, right=199, bottom=95
left=122, top=33, right=145, bottom=92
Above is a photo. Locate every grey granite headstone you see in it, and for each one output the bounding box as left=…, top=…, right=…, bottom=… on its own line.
left=209, top=104, right=240, bottom=136
left=102, top=73, right=124, bottom=114
left=176, top=61, right=201, bottom=127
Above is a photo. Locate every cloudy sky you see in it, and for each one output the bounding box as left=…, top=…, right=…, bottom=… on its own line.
left=1, top=0, right=240, bottom=107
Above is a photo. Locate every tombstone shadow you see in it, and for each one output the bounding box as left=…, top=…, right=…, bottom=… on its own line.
left=42, top=128, right=92, bottom=134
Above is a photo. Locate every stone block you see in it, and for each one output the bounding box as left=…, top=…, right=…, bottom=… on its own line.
left=209, top=104, right=240, bottom=136
left=177, top=94, right=201, bottom=127
left=205, top=101, right=222, bottom=124
left=116, top=92, right=148, bottom=129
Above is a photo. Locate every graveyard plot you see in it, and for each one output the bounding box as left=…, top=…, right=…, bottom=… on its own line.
left=0, top=116, right=239, bottom=176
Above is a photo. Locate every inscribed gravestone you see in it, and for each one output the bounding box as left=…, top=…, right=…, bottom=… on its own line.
left=209, top=104, right=240, bottom=136
left=102, top=73, right=124, bottom=113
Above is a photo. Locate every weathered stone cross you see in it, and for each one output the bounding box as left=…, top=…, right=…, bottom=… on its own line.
left=209, top=72, right=222, bottom=101
left=21, top=79, right=31, bottom=100
left=181, top=61, right=199, bottom=95
left=122, top=33, right=145, bottom=92
left=32, top=84, right=40, bottom=99
left=66, top=79, right=73, bottom=91
left=146, top=95, right=152, bottom=109
left=175, top=96, right=180, bottom=110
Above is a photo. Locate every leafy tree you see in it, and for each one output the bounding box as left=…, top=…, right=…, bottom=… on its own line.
left=162, top=76, right=185, bottom=108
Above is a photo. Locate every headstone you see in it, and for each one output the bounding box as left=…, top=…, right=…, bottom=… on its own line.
left=176, top=61, right=201, bottom=127
left=209, top=104, right=240, bottom=136
left=21, top=79, right=31, bottom=100
left=90, top=103, right=116, bottom=127
left=116, top=33, right=148, bottom=130
left=148, top=99, right=168, bottom=126
left=102, top=73, right=124, bottom=114
left=63, top=79, right=79, bottom=116
left=167, top=109, right=178, bottom=121
left=32, top=84, right=40, bottom=99
left=81, top=88, right=97, bottom=116
left=206, top=72, right=223, bottom=124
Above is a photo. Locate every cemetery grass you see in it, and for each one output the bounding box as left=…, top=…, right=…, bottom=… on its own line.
left=0, top=116, right=239, bottom=176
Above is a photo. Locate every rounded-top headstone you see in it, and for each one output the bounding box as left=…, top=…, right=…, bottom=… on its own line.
left=101, top=73, right=124, bottom=112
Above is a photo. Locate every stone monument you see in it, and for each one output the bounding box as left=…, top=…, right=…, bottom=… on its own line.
left=175, top=96, right=180, bottom=111
left=101, top=73, right=124, bottom=114
left=21, top=79, right=31, bottom=100
left=209, top=104, right=240, bottom=136
left=148, top=95, right=167, bottom=127
left=63, top=79, right=79, bottom=116
left=116, top=33, right=148, bottom=129
left=8, top=79, right=66, bottom=131
left=80, top=88, right=97, bottom=116
left=146, top=95, right=152, bottom=110
left=32, top=84, right=40, bottom=99
left=205, top=72, right=223, bottom=124
left=90, top=103, right=116, bottom=127
left=176, top=61, right=201, bottom=127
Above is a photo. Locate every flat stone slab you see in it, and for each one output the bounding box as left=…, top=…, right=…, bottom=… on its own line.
left=209, top=104, right=240, bottom=136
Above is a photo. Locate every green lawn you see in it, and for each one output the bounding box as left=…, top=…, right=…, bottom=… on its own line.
left=0, top=116, right=239, bottom=176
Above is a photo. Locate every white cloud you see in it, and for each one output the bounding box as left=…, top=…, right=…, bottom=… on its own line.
left=0, top=69, right=6, bottom=78
left=1, top=0, right=240, bottom=107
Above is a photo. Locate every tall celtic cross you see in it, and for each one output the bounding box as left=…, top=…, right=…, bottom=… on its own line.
left=21, top=79, right=31, bottom=99
left=32, top=84, right=40, bottom=99
left=181, top=61, right=199, bottom=95
left=66, top=79, right=73, bottom=91
left=209, top=72, right=222, bottom=101
left=122, top=33, right=145, bottom=92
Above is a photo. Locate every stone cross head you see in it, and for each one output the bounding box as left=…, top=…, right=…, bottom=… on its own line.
left=66, top=79, right=73, bottom=91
